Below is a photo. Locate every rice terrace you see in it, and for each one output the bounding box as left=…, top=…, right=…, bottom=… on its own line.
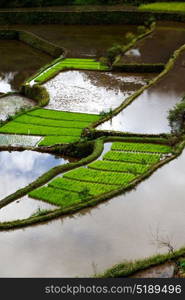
left=1, top=0, right=185, bottom=279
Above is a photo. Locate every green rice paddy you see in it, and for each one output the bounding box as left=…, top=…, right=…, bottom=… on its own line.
left=34, top=58, right=109, bottom=83
left=29, top=141, right=170, bottom=207
left=0, top=108, right=100, bottom=145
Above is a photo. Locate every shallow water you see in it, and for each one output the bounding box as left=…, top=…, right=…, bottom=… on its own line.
left=121, top=21, right=185, bottom=64
left=1, top=24, right=137, bottom=58
left=0, top=147, right=185, bottom=277
left=0, top=196, right=57, bottom=222
left=0, top=94, right=35, bottom=121
left=44, top=70, right=155, bottom=114
left=0, top=134, right=41, bottom=147
left=98, top=49, right=185, bottom=133
left=0, top=150, right=71, bottom=199
left=0, top=40, right=52, bottom=92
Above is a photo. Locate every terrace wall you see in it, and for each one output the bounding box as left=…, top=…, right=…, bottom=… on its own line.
left=0, top=10, right=185, bottom=25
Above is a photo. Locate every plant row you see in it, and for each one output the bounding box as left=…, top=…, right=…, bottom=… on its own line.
left=111, top=142, right=172, bottom=153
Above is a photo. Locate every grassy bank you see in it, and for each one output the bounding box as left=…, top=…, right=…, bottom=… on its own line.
left=98, top=247, right=185, bottom=277
left=139, top=2, right=185, bottom=12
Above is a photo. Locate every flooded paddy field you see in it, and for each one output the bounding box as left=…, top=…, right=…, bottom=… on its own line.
left=0, top=147, right=185, bottom=277
left=0, top=94, right=35, bottom=121
left=0, top=134, right=41, bottom=147
left=0, top=24, right=137, bottom=58
left=0, top=196, right=57, bottom=223
left=44, top=70, right=155, bottom=114
left=0, top=40, right=52, bottom=93
left=98, top=49, right=185, bottom=133
left=0, top=150, right=71, bottom=200
left=121, top=21, right=185, bottom=64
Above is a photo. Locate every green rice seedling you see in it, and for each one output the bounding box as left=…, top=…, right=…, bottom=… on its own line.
left=0, top=121, right=82, bottom=136
left=34, top=59, right=108, bottom=82
left=64, top=167, right=136, bottom=186
left=28, top=109, right=100, bottom=122
left=38, top=136, right=79, bottom=146
left=88, top=160, right=149, bottom=174
left=111, top=142, right=172, bottom=153
left=14, top=114, right=90, bottom=129
left=104, top=151, right=160, bottom=165
left=29, top=186, right=82, bottom=207
left=139, top=2, right=185, bottom=13
left=48, top=177, right=118, bottom=196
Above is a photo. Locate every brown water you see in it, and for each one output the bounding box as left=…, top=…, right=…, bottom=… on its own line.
left=0, top=94, right=35, bottom=121
left=1, top=24, right=137, bottom=58
left=131, top=262, right=175, bottom=278
left=0, top=147, right=185, bottom=277
left=0, top=40, right=52, bottom=92
left=98, top=49, right=185, bottom=133
left=0, top=150, right=71, bottom=200
left=44, top=70, right=155, bottom=114
left=121, top=21, right=185, bottom=64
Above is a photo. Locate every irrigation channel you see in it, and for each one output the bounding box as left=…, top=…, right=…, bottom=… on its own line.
left=0, top=17, right=185, bottom=278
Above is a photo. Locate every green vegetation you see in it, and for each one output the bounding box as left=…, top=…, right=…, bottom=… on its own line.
left=38, top=136, right=80, bottom=146
left=64, top=167, right=136, bottom=186
left=29, top=186, right=82, bottom=207
left=49, top=177, right=117, bottom=196
left=0, top=109, right=100, bottom=145
left=88, top=160, right=149, bottom=174
left=28, top=140, right=171, bottom=208
left=111, top=142, right=172, bottom=153
left=28, top=109, right=100, bottom=123
left=14, top=114, right=90, bottom=129
left=139, top=2, right=185, bottom=12
left=30, top=207, right=52, bottom=218
left=104, top=151, right=161, bottom=165
left=22, top=84, right=50, bottom=106
left=168, top=95, right=185, bottom=134
left=98, top=246, right=185, bottom=278
left=34, top=58, right=109, bottom=83
left=0, top=121, right=82, bottom=136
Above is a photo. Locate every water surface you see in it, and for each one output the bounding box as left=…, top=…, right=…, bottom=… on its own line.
left=0, top=94, right=35, bottom=121
left=0, top=147, right=185, bottom=277
left=0, top=134, right=41, bottom=147
left=0, top=40, right=52, bottom=92
left=121, top=21, right=185, bottom=64
left=0, top=150, right=71, bottom=199
left=0, top=196, right=57, bottom=222
left=98, top=50, right=185, bottom=133
left=1, top=24, right=137, bottom=58
left=44, top=70, right=154, bottom=114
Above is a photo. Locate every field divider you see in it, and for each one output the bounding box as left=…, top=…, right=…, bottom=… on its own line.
left=89, top=43, right=185, bottom=132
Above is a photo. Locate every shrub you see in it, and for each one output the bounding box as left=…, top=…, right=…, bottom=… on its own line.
left=137, top=25, right=146, bottom=35
left=168, top=95, right=185, bottom=134
left=125, top=32, right=135, bottom=44
left=106, top=44, right=123, bottom=66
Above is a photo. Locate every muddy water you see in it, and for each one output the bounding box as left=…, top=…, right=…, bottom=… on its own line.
left=0, top=40, right=52, bottom=92
left=0, top=134, right=41, bottom=146
left=0, top=147, right=185, bottom=277
left=44, top=70, right=155, bottom=114
left=0, top=94, right=35, bottom=121
left=98, top=49, right=185, bottom=133
left=121, top=21, right=185, bottom=64
left=0, top=150, right=71, bottom=200
left=1, top=24, right=137, bottom=58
